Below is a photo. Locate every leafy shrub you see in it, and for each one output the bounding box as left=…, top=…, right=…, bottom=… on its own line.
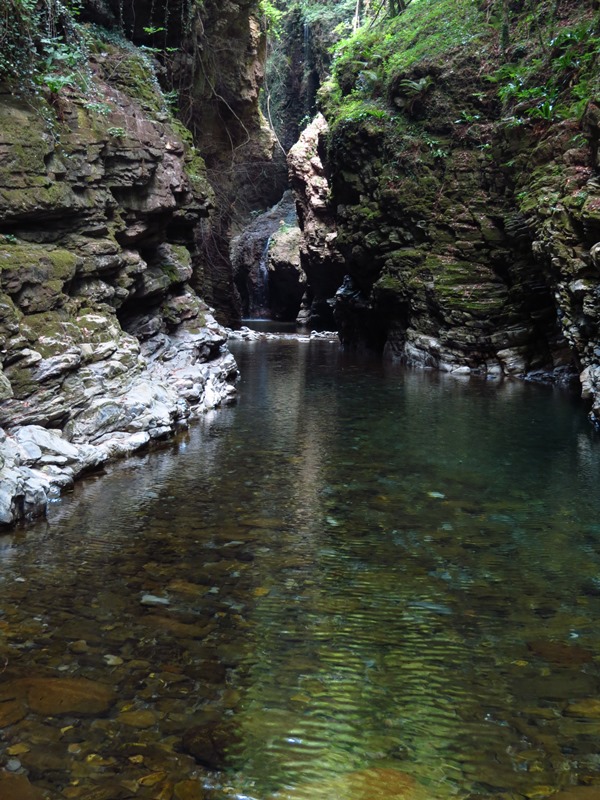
left=0, top=0, right=38, bottom=86
left=0, top=0, right=90, bottom=95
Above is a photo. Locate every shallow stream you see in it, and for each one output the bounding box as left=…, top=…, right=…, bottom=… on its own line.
left=1, top=336, right=600, bottom=800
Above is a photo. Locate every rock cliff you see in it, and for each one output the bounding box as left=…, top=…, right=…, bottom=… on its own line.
left=231, top=191, right=305, bottom=320
left=288, top=114, right=345, bottom=329
left=288, top=0, right=600, bottom=422
left=173, top=0, right=288, bottom=323
left=77, top=0, right=288, bottom=324
left=0, top=5, right=250, bottom=525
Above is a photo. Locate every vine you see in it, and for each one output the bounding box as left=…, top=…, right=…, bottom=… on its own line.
left=0, top=0, right=38, bottom=86
left=0, top=0, right=91, bottom=97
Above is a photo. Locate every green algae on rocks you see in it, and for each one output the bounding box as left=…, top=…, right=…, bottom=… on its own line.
left=289, top=0, right=600, bottom=421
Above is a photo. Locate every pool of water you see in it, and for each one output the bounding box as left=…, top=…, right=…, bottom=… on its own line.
left=240, top=319, right=309, bottom=335
left=1, top=338, right=600, bottom=800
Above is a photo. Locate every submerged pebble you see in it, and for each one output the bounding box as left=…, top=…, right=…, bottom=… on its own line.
left=1, top=340, right=600, bottom=799
left=141, top=594, right=171, bottom=606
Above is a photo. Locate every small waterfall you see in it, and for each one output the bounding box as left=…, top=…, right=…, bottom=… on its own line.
left=303, top=22, right=311, bottom=111
left=249, top=236, right=271, bottom=318
left=302, top=21, right=317, bottom=117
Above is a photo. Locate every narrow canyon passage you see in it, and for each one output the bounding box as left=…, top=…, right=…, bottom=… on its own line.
left=1, top=336, right=600, bottom=800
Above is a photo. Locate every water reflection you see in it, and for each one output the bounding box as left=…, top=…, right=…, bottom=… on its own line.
left=1, top=340, right=600, bottom=800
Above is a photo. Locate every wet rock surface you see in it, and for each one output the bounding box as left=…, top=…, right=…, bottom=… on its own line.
left=0, top=678, right=116, bottom=717
left=231, top=192, right=303, bottom=320
left=181, top=721, right=241, bottom=771
left=288, top=114, right=346, bottom=330
left=226, top=326, right=338, bottom=343
left=266, top=222, right=306, bottom=322
left=0, top=772, right=49, bottom=800
left=0, top=48, right=238, bottom=527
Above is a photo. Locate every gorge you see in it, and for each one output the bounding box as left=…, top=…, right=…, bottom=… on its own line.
left=1, top=0, right=600, bottom=524
left=1, top=1, right=600, bottom=795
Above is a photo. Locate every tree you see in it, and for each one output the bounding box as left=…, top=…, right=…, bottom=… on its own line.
left=353, top=0, right=363, bottom=32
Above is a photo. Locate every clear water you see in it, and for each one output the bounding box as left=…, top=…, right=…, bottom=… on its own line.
left=1, top=338, right=600, bottom=800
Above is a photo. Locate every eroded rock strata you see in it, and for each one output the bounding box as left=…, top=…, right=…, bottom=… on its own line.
left=287, top=3, right=600, bottom=424
left=3, top=0, right=600, bottom=529
left=0, top=29, right=238, bottom=526
left=288, top=114, right=345, bottom=330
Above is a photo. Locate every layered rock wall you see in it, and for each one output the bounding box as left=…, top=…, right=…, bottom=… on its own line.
left=174, top=0, right=288, bottom=323
left=288, top=2, right=600, bottom=422
left=76, top=0, right=287, bottom=324
left=288, top=114, right=345, bottom=329
left=0, top=31, right=238, bottom=526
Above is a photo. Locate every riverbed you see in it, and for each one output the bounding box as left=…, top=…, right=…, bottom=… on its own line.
left=1, top=336, right=600, bottom=800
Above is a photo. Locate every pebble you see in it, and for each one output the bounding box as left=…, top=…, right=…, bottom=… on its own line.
left=141, top=594, right=171, bottom=606
left=69, top=640, right=90, bottom=654
left=7, top=744, right=30, bottom=756
left=118, top=710, right=158, bottom=728
left=103, top=654, right=124, bottom=666
left=566, top=699, right=600, bottom=718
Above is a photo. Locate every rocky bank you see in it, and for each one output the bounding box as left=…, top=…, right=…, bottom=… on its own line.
left=287, top=1, right=600, bottom=423
left=0, top=10, right=245, bottom=526
left=3, top=0, right=600, bottom=528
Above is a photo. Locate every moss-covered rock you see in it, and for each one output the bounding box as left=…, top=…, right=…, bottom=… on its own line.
left=0, top=6, right=240, bottom=526
left=0, top=244, right=78, bottom=298
left=291, top=0, right=599, bottom=407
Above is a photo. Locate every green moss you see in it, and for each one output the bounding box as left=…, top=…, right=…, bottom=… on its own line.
left=582, top=195, right=600, bottom=231
left=0, top=181, right=79, bottom=217
left=183, top=152, right=212, bottom=197
left=102, top=45, right=164, bottom=115
left=561, top=189, right=589, bottom=211
left=385, top=248, right=426, bottom=268
left=184, top=312, right=207, bottom=334
left=161, top=107, right=212, bottom=200
left=0, top=244, right=78, bottom=298
left=0, top=99, right=52, bottom=184
left=74, top=312, right=112, bottom=335
left=159, top=262, right=179, bottom=282
left=371, top=249, right=429, bottom=300
left=377, top=171, right=441, bottom=217
left=374, top=274, right=404, bottom=294
left=331, top=0, right=483, bottom=102
left=386, top=0, right=482, bottom=76
left=427, top=258, right=507, bottom=316
left=19, top=310, right=82, bottom=357
left=48, top=250, right=78, bottom=280
left=170, top=245, right=192, bottom=269
left=0, top=292, right=22, bottom=353
left=5, top=364, right=38, bottom=398
left=351, top=202, right=382, bottom=224
left=515, top=159, right=568, bottom=215
left=330, top=98, right=389, bottom=128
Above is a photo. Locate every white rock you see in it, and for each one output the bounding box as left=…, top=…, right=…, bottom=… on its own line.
left=141, top=594, right=170, bottom=606
left=16, top=426, right=81, bottom=461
